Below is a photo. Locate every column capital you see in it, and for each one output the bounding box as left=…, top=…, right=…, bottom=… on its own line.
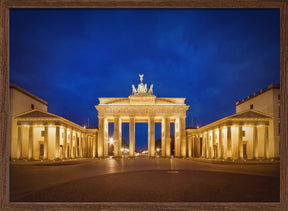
left=148, top=116, right=155, bottom=122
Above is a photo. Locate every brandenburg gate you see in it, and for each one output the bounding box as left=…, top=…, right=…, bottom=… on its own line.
left=95, top=75, right=189, bottom=158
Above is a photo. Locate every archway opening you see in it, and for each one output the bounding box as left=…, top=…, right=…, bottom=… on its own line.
left=155, top=123, right=161, bottom=155
left=121, top=123, right=129, bottom=157
left=170, top=122, right=175, bottom=156
left=135, top=123, right=148, bottom=155
left=108, top=122, right=114, bottom=156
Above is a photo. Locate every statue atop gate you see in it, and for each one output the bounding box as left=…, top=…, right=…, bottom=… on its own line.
left=132, top=74, right=153, bottom=95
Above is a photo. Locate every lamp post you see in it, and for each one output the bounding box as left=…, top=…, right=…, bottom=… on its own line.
left=109, top=138, right=114, bottom=156
left=157, top=148, right=160, bottom=155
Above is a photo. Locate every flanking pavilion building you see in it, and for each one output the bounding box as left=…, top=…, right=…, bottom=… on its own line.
left=9, top=77, right=280, bottom=161
left=10, top=84, right=97, bottom=160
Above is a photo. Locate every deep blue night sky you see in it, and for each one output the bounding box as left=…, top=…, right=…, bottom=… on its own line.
left=10, top=9, right=280, bottom=150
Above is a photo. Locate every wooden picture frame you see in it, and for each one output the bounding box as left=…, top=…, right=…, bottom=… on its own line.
left=1, top=0, right=287, bottom=210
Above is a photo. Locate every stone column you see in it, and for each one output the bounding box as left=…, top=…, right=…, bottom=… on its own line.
left=129, top=116, right=135, bottom=157
left=208, top=133, right=211, bottom=158
left=238, top=126, right=243, bottom=159
left=104, top=118, right=109, bottom=157
left=227, top=126, right=232, bottom=159
left=74, top=131, right=77, bottom=158
left=91, top=136, right=93, bottom=157
left=161, top=118, right=166, bottom=157
left=118, top=119, right=122, bottom=157
left=17, top=125, right=22, bottom=159
left=264, top=124, right=269, bottom=158
left=199, top=133, right=201, bottom=157
left=95, top=133, right=98, bottom=157
left=203, top=134, right=207, bottom=158
left=212, top=130, right=215, bottom=158
left=90, top=136, right=93, bottom=157
left=195, top=135, right=200, bottom=157
left=190, top=135, right=192, bottom=157
left=219, top=127, right=223, bottom=159
left=44, top=125, right=48, bottom=160
left=148, top=116, right=155, bottom=157
left=85, top=136, right=88, bottom=157
left=69, top=131, right=73, bottom=158
left=97, top=116, right=104, bottom=157
left=92, top=135, right=96, bottom=158
left=75, top=132, right=79, bottom=158
left=114, top=116, right=120, bottom=157
left=187, top=134, right=192, bottom=158
left=83, top=135, right=86, bottom=157
left=63, top=128, right=67, bottom=159
left=79, top=133, right=83, bottom=158
left=87, top=135, right=90, bottom=157
left=89, top=135, right=91, bottom=157
left=253, top=124, right=258, bottom=159
left=174, top=119, right=180, bottom=157
left=89, top=136, right=92, bottom=157
left=165, top=117, right=171, bottom=157
left=198, top=136, right=202, bottom=157
left=28, top=125, right=34, bottom=160
left=86, top=135, right=89, bottom=157
left=180, top=117, right=186, bottom=157
left=55, top=126, right=60, bottom=159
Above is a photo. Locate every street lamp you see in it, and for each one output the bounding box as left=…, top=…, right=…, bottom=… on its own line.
left=157, top=148, right=160, bottom=155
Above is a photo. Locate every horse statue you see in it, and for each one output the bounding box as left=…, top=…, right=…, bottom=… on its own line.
left=132, top=85, right=137, bottom=95
left=144, top=84, right=147, bottom=93
left=148, top=84, right=153, bottom=95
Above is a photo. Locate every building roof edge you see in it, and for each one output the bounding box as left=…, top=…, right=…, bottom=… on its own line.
left=10, top=83, right=48, bottom=106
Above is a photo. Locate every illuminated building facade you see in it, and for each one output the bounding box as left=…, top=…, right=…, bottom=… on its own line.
left=10, top=84, right=97, bottom=160
left=186, top=84, right=280, bottom=160
left=10, top=80, right=280, bottom=160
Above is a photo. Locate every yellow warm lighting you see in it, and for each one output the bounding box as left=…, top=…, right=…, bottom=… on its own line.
left=109, top=138, right=114, bottom=144
left=157, top=148, right=160, bottom=152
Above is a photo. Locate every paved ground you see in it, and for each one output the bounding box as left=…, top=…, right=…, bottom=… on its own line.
left=10, top=157, right=280, bottom=202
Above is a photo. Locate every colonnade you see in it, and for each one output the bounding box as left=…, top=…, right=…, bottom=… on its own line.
left=16, top=123, right=97, bottom=160
left=97, top=115, right=187, bottom=158
left=187, top=123, right=270, bottom=160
